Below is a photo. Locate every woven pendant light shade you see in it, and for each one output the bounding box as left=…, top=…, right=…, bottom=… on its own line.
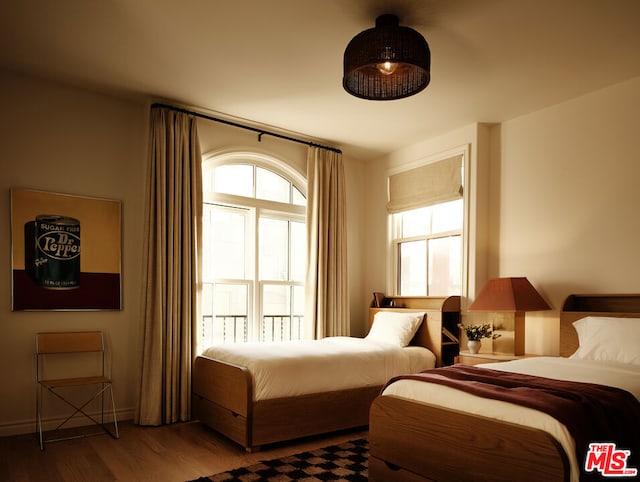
left=343, top=14, right=431, bottom=101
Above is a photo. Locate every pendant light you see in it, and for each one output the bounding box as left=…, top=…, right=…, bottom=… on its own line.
left=343, top=14, right=431, bottom=101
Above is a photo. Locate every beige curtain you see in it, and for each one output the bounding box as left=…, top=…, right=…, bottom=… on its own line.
left=136, top=107, right=202, bottom=425
left=305, top=147, right=349, bottom=338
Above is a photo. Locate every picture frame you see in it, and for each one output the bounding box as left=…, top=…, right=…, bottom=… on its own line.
left=10, top=188, right=122, bottom=311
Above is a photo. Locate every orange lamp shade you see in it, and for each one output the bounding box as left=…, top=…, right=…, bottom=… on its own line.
left=468, top=277, right=550, bottom=312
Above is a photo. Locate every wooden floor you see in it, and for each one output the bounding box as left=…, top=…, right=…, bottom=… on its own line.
left=0, top=421, right=367, bottom=482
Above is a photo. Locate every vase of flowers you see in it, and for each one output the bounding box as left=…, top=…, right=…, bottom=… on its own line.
left=467, top=340, right=481, bottom=354
left=458, top=323, right=499, bottom=354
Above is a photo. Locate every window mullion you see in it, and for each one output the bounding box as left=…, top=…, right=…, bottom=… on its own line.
left=425, top=238, right=430, bottom=296
left=253, top=207, right=260, bottom=341
left=287, top=220, right=292, bottom=282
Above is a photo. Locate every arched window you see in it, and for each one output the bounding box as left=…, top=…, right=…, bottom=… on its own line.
left=200, top=152, right=306, bottom=349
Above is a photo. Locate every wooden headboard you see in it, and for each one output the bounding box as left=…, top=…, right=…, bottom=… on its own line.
left=369, top=295, right=461, bottom=367
left=559, top=293, right=640, bottom=357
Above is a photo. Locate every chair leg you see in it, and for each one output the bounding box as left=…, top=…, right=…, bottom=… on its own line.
left=36, top=383, right=44, bottom=451
left=108, top=384, right=119, bottom=439
left=38, top=382, right=120, bottom=446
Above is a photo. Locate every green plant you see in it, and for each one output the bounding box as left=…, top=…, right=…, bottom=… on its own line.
left=458, top=323, right=500, bottom=341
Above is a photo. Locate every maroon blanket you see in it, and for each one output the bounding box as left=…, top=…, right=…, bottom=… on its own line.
left=385, top=365, right=640, bottom=480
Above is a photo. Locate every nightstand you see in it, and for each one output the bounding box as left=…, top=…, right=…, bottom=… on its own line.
left=454, top=351, right=537, bottom=366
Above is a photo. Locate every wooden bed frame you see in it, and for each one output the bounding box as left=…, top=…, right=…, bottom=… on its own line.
left=192, top=295, right=460, bottom=451
left=369, top=293, right=640, bottom=482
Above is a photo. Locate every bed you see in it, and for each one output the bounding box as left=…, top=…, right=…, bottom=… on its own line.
left=369, top=293, right=640, bottom=482
left=192, top=295, right=460, bottom=451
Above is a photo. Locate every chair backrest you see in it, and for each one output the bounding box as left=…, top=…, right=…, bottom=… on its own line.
left=36, top=331, right=104, bottom=354
left=36, top=332, right=108, bottom=382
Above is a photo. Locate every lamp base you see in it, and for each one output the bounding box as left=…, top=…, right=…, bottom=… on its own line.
left=490, top=312, right=525, bottom=356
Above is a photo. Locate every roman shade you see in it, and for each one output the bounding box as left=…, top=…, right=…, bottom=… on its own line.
left=386, top=154, right=463, bottom=213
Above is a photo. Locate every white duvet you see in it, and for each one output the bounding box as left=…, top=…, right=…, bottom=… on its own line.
left=381, top=357, right=640, bottom=482
left=201, top=336, right=435, bottom=401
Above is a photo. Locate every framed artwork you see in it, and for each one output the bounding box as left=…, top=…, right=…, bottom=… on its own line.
left=10, top=188, right=122, bottom=311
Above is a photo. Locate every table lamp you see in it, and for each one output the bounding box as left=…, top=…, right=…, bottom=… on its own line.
left=468, top=277, right=551, bottom=355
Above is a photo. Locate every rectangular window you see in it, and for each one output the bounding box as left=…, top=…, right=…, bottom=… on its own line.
left=259, top=215, right=305, bottom=341
left=203, top=205, right=249, bottom=280
left=398, top=239, right=426, bottom=295
left=201, top=204, right=253, bottom=343
left=393, top=199, right=463, bottom=297
left=428, top=235, right=461, bottom=295
left=201, top=204, right=304, bottom=346
left=259, top=217, right=289, bottom=281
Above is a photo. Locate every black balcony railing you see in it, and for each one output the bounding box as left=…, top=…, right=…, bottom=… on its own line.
left=201, top=314, right=304, bottom=344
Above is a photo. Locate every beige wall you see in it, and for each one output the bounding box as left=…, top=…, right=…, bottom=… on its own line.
left=0, top=70, right=148, bottom=435
left=493, top=76, right=640, bottom=354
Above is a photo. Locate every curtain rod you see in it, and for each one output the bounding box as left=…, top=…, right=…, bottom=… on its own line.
left=151, top=103, right=342, bottom=154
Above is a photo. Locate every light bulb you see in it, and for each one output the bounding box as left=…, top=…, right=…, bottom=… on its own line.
left=377, top=61, right=398, bottom=75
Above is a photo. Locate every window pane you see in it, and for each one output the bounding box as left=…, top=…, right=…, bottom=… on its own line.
left=292, top=285, right=305, bottom=340
left=428, top=235, right=461, bottom=296
left=292, top=285, right=304, bottom=318
left=214, top=164, right=253, bottom=197
left=399, top=240, right=427, bottom=296
left=262, top=284, right=290, bottom=341
left=263, top=284, right=290, bottom=316
left=401, top=206, right=431, bottom=237
left=290, top=221, right=305, bottom=282
left=256, top=167, right=290, bottom=203
left=200, top=283, right=248, bottom=344
left=432, top=199, right=463, bottom=234
left=259, top=217, right=288, bottom=280
left=292, top=187, right=306, bottom=206
left=203, top=205, right=246, bottom=280
left=214, top=282, right=248, bottom=315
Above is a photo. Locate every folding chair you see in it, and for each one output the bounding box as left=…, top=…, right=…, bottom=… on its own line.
left=35, top=331, right=119, bottom=450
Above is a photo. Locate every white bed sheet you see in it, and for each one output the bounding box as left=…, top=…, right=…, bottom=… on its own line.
left=201, top=336, right=435, bottom=401
left=381, top=357, right=640, bottom=482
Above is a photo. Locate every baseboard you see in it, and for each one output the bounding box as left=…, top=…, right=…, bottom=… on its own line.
left=0, top=407, right=135, bottom=437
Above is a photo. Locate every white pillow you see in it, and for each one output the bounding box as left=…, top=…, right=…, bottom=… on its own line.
left=570, top=316, right=640, bottom=365
left=366, top=311, right=425, bottom=347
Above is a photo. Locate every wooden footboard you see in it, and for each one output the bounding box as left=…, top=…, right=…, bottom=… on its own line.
left=193, top=355, right=379, bottom=451
left=192, top=356, right=253, bottom=448
left=369, top=395, right=569, bottom=482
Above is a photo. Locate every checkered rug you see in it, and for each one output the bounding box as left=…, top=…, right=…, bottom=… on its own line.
left=190, top=438, right=368, bottom=481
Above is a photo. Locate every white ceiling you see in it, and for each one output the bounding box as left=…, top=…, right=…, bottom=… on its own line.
left=2, top=0, right=640, bottom=160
